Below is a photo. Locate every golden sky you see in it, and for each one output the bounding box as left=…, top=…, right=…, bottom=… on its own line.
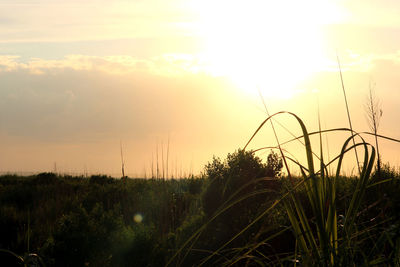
left=1, top=0, right=399, bottom=176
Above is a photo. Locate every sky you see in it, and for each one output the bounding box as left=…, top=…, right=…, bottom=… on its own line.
left=1, top=0, right=400, bottom=177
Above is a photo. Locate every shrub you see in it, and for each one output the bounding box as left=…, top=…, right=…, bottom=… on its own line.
left=89, top=175, right=115, bottom=185
left=202, top=149, right=282, bottom=217
left=34, top=173, right=60, bottom=185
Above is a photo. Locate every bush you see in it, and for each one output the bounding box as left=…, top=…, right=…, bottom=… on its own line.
left=202, top=149, right=282, bottom=217
left=34, top=173, right=60, bottom=185
left=89, top=175, right=115, bottom=185
left=194, top=149, right=284, bottom=262
left=112, top=224, right=165, bottom=267
left=46, top=203, right=127, bottom=266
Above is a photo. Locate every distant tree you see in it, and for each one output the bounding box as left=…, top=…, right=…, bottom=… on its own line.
left=365, top=82, right=383, bottom=175
left=200, top=149, right=283, bottom=253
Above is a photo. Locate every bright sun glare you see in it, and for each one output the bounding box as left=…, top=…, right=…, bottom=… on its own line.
left=189, top=0, right=346, bottom=99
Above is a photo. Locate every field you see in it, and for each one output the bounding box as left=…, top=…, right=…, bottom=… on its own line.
left=1, top=148, right=400, bottom=266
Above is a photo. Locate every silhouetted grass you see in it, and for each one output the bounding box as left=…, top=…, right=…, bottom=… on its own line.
left=169, top=110, right=400, bottom=266
left=1, top=156, right=400, bottom=266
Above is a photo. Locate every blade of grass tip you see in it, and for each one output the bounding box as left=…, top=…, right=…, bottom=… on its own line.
left=268, top=127, right=350, bottom=149
left=244, top=111, right=292, bottom=151
left=335, top=133, right=365, bottom=178
left=317, top=95, right=327, bottom=220
left=362, top=131, right=400, bottom=143
left=272, top=119, right=324, bottom=164
left=336, top=52, right=361, bottom=175
left=245, top=111, right=319, bottom=209
left=317, top=95, right=325, bottom=179
left=253, top=127, right=354, bottom=164
left=317, top=100, right=332, bottom=253
left=317, top=99, right=332, bottom=256
left=257, top=88, right=293, bottom=183
left=324, top=121, right=332, bottom=175
left=257, top=127, right=393, bottom=175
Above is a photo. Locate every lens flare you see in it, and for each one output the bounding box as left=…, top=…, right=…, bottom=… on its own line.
left=133, top=213, right=143, bottom=223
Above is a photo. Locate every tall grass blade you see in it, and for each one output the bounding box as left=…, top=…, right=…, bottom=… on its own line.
left=337, top=53, right=361, bottom=174
left=257, top=89, right=293, bottom=182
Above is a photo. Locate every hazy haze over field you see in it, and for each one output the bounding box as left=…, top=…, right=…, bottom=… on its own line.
left=1, top=0, right=400, bottom=176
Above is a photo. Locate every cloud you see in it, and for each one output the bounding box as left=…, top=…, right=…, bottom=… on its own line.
left=320, top=50, right=400, bottom=73
left=11, top=50, right=400, bottom=81
left=0, top=55, right=27, bottom=71
left=1, top=50, right=400, bottom=144
left=0, top=54, right=209, bottom=76
left=0, top=53, right=240, bottom=145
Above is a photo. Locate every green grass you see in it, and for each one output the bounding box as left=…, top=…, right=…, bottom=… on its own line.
left=167, top=109, right=400, bottom=266
left=1, top=161, right=400, bottom=266
left=245, top=111, right=377, bottom=265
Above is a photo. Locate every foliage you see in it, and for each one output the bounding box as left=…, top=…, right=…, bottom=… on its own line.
left=243, top=111, right=400, bottom=265
left=0, top=174, right=204, bottom=266
left=168, top=150, right=284, bottom=266
left=202, top=149, right=282, bottom=217
left=1, top=145, right=400, bottom=265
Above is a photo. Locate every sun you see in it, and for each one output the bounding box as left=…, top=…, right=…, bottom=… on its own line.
left=188, top=0, right=346, bottom=99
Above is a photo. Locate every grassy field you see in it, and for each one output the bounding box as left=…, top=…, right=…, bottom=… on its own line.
left=1, top=149, right=400, bottom=266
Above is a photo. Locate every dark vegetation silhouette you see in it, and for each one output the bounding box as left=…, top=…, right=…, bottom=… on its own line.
left=0, top=173, right=203, bottom=266
left=1, top=148, right=400, bottom=266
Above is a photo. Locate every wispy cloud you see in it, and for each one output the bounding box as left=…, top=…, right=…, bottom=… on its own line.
left=0, top=54, right=208, bottom=76
left=0, top=0, right=195, bottom=43
left=344, top=51, right=400, bottom=72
